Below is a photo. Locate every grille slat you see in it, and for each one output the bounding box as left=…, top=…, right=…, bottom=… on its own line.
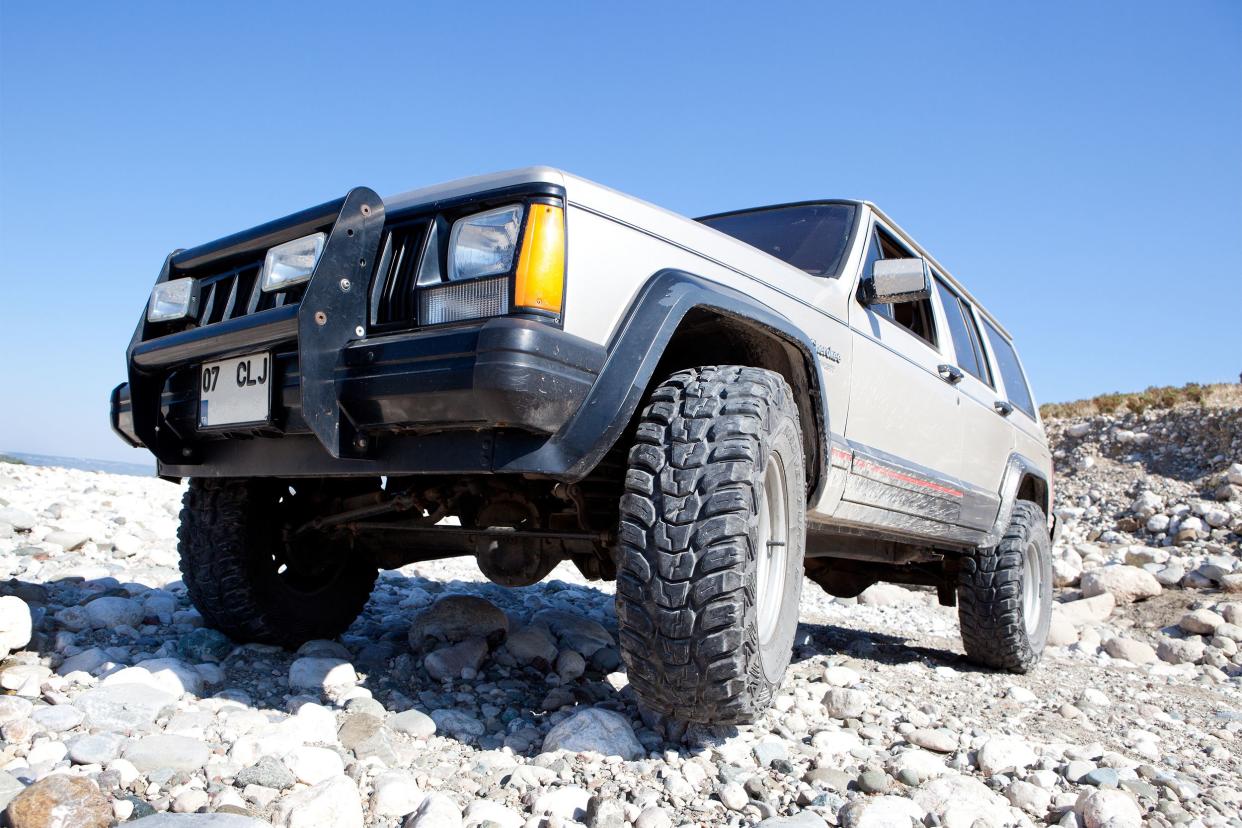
left=374, top=221, right=430, bottom=327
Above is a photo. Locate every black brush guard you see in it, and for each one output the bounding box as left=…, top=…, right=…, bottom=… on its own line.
left=118, top=187, right=387, bottom=465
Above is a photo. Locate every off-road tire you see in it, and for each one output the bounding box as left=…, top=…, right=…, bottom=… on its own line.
left=957, top=500, right=1051, bottom=672
left=616, top=365, right=805, bottom=724
left=178, top=478, right=378, bottom=648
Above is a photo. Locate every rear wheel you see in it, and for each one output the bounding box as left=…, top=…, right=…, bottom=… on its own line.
left=615, top=365, right=805, bottom=724
left=178, top=478, right=378, bottom=648
left=957, top=500, right=1051, bottom=672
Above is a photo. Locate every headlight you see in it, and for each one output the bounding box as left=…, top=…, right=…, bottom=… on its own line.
left=260, top=232, right=326, bottom=292
left=448, top=205, right=523, bottom=282
left=147, top=277, right=199, bottom=323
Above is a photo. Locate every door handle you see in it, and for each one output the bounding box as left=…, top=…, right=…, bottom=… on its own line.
left=994, top=400, right=1014, bottom=416
left=937, top=364, right=964, bottom=384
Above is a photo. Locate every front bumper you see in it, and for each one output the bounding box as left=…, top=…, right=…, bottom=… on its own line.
left=114, top=184, right=606, bottom=479
left=112, top=316, right=605, bottom=478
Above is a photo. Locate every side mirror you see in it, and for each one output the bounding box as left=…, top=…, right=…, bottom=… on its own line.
left=862, top=257, right=932, bottom=305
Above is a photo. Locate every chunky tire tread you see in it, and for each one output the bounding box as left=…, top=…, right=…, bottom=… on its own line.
left=616, top=365, right=803, bottom=724
left=178, top=478, right=377, bottom=648
left=957, top=500, right=1050, bottom=673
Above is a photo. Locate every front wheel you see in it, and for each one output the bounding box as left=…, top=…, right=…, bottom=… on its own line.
left=178, top=478, right=378, bottom=648
left=615, top=366, right=806, bottom=724
left=957, top=500, right=1052, bottom=672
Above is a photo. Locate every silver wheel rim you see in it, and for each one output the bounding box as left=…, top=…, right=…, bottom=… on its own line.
left=755, top=453, right=789, bottom=646
left=1021, top=540, right=1041, bottom=636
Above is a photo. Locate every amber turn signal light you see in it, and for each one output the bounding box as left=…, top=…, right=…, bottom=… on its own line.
left=514, top=204, right=565, bottom=314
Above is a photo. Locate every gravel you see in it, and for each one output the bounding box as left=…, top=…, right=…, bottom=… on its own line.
left=0, top=402, right=1238, bottom=826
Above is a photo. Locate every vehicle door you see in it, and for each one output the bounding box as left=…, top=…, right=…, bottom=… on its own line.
left=930, top=276, right=1012, bottom=531
left=834, top=217, right=966, bottom=534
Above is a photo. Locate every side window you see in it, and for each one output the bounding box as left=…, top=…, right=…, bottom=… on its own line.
left=933, top=278, right=992, bottom=386
left=865, top=226, right=937, bottom=348
left=981, top=320, right=1036, bottom=419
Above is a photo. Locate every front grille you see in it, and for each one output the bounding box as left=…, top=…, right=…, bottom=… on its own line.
left=188, top=257, right=307, bottom=328
left=373, top=220, right=431, bottom=326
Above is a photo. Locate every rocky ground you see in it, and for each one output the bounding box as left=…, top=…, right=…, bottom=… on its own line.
left=0, top=399, right=1239, bottom=828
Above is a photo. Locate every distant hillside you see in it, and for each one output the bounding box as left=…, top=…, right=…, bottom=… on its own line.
left=0, top=451, right=155, bottom=477
left=1041, top=382, right=1242, bottom=421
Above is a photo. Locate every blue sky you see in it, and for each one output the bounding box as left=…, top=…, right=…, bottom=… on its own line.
left=1, top=2, right=1239, bottom=463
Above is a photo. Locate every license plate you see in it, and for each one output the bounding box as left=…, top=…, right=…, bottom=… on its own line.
left=198, top=352, right=272, bottom=428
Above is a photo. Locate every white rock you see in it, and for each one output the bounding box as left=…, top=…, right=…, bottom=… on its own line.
left=407, top=792, right=462, bottom=827
left=1007, top=779, right=1052, bottom=816
left=1055, top=593, right=1115, bottom=626
left=1178, top=608, right=1224, bottom=634
left=1078, top=688, right=1110, bottom=709
left=285, top=746, right=343, bottom=785
left=288, top=657, right=357, bottom=691
left=839, top=795, right=925, bottom=827
left=533, top=785, right=590, bottom=822
left=1145, top=514, right=1170, bottom=533
left=0, top=596, right=32, bottom=657
left=857, top=583, right=919, bottom=606
left=56, top=647, right=109, bottom=676
left=102, top=658, right=203, bottom=696
left=389, top=709, right=436, bottom=739
left=541, top=707, right=644, bottom=759
left=461, top=799, right=523, bottom=828
left=718, top=783, right=748, bottom=811
left=886, top=748, right=951, bottom=781
left=272, top=775, right=363, bottom=828
left=822, top=665, right=861, bottom=687
left=0, top=696, right=33, bottom=725
left=172, top=787, right=209, bottom=813
left=912, top=772, right=1017, bottom=827
left=1102, top=637, right=1156, bottom=664
left=31, top=704, right=85, bottom=732
left=976, top=736, right=1038, bottom=775
left=122, top=733, right=210, bottom=773
left=811, top=728, right=863, bottom=757
left=84, top=596, right=144, bottom=628
left=409, top=595, right=508, bottom=645
left=1130, top=491, right=1163, bottom=517
left=293, top=702, right=340, bottom=745
left=1077, top=788, right=1142, bottom=828
left=1080, top=566, right=1161, bottom=604
left=370, top=769, right=423, bottom=817
left=823, top=688, right=868, bottom=719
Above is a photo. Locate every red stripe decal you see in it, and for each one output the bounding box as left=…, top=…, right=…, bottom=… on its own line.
left=854, top=458, right=963, bottom=498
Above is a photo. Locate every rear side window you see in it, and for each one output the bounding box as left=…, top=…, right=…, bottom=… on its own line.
left=933, top=279, right=991, bottom=386
left=981, top=320, right=1035, bottom=419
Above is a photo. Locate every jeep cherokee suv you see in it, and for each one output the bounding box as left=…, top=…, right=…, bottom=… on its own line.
left=112, top=167, right=1055, bottom=724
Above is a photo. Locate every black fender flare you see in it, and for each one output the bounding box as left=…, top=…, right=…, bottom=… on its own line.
left=502, top=269, right=833, bottom=501
left=987, top=453, right=1053, bottom=546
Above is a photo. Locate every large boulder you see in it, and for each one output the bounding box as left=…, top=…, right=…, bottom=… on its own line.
left=0, top=596, right=32, bottom=658
left=541, top=707, right=643, bottom=759
left=1054, top=593, right=1115, bottom=626
left=1080, top=566, right=1161, bottom=604
left=912, top=772, right=1019, bottom=827
left=1077, top=788, right=1142, bottom=828
left=272, top=775, right=364, bottom=828
left=409, top=595, right=508, bottom=647
left=5, top=774, right=111, bottom=828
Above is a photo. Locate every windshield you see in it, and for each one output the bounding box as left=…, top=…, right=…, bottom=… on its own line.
left=698, top=203, right=857, bottom=277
